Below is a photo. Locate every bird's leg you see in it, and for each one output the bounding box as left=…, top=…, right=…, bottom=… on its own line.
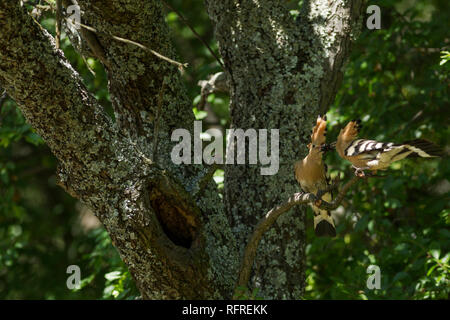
left=314, top=190, right=324, bottom=207
left=314, top=198, right=322, bottom=207
left=315, top=188, right=329, bottom=201
left=352, top=165, right=370, bottom=177
left=315, top=178, right=340, bottom=206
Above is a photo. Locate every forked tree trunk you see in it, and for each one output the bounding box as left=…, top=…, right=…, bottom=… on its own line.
left=0, top=0, right=364, bottom=299
left=204, top=0, right=365, bottom=298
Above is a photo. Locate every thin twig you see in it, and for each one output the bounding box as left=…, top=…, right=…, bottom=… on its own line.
left=161, top=0, right=224, bottom=70
left=55, top=0, right=62, bottom=49
left=34, top=1, right=188, bottom=69
left=392, top=109, right=424, bottom=137
left=71, top=20, right=188, bottom=71
left=237, top=175, right=361, bottom=289
left=109, top=32, right=188, bottom=71
left=41, top=0, right=56, bottom=9
left=197, top=72, right=228, bottom=110
left=0, top=88, right=7, bottom=107
left=81, top=54, right=96, bottom=76
left=152, top=79, right=166, bottom=163
left=35, top=4, right=52, bottom=11
left=0, top=88, right=7, bottom=106
left=0, top=89, right=8, bottom=123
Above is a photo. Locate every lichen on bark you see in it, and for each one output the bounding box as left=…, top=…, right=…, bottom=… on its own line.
left=204, top=0, right=365, bottom=298
left=0, top=0, right=365, bottom=299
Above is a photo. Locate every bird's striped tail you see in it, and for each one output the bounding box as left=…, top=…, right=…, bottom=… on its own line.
left=400, top=139, right=444, bottom=158
left=313, top=210, right=336, bottom=237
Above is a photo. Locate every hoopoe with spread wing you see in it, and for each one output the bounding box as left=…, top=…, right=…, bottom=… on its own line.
left=295, top=116, right=336, bottom=237
left=334, top=120, right=443, bottom=176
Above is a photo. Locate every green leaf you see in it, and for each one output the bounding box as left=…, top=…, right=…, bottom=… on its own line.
left=192, top=107, right=208, bottom=120
left=430, top=249, right=440, bottom=260
left=426, top=264, right=438, bottom=277
left=105, top=271, right=122, bottom=281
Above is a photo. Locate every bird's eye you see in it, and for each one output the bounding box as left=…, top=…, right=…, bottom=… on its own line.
left=312, top=144, right=316, bottom=148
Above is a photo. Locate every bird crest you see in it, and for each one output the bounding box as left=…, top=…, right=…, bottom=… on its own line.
left=338, top=119, right=361, bottom=142
left=309, top=115, right=327, bottom=148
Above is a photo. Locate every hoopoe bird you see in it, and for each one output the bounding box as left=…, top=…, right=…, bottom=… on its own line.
left=295, top=115, right=336, bottom=237
left=334, top=119, right=443, bottom=176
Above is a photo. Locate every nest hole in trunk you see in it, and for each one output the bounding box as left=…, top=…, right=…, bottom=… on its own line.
left=148, top=186, right=198, bottom=249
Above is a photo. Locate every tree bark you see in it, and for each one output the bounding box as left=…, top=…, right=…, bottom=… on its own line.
left=0, top=0, right=364, bottom=299
left=204, top=0, right=365, bottom=298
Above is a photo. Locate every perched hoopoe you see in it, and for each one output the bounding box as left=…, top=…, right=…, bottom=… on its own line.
left=295, top=115, right=336, bottom=237
left=334, top=120, right=443, bottom=176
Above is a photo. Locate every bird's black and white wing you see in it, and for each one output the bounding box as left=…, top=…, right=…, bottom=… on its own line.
left=345, top=138, right=443, bottom=167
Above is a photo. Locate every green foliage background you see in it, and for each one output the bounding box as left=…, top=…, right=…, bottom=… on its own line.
left=0, top=0, right=448, bottom=299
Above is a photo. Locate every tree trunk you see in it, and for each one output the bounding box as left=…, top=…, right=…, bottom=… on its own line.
left=0, top=0, right=364, bottom=299
left=204, top=0, right=365, bottom=298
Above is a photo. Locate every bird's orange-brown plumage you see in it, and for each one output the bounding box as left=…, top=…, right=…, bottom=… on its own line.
left=335, top=120, right=443, bottom=175
left=336, top=120, right=361, bottom=160
left=295, top=116, right=336, bottom=237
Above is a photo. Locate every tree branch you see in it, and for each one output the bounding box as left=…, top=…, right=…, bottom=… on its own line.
left=161, top=0, right=224, bottom=69
left=0, top=1, right=115, bottom=182
left=301, top=0, right=366, bottom=115
left=0, top=0, right=238, bottom=299
left=237, top=175, right=361, bottom=288
left=0, top=88, right=7, bottom=110
left=75, top=21, right=188, bottom=71
left=62, top=1, right=192, bottom=137
left=197, top=71, right=228, bottom=110
left=204, top=0, right=367, bottom=298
